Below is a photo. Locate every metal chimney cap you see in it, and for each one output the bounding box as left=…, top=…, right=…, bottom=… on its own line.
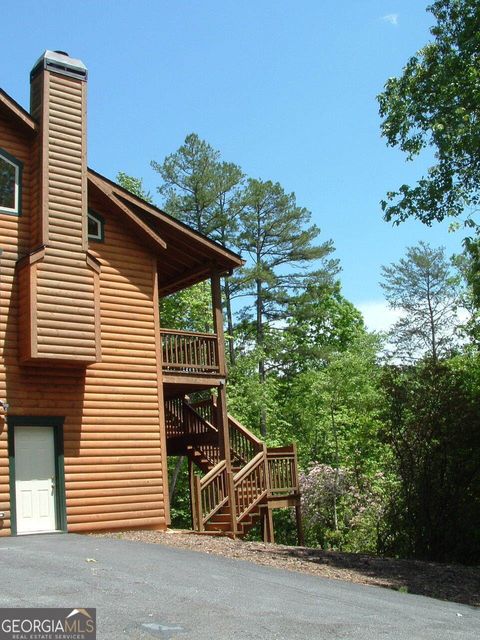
left=31, top=50, right=87, bottom=81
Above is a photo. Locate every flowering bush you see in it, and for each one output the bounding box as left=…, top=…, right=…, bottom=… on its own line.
left=300, top=463, right=392, bottom=552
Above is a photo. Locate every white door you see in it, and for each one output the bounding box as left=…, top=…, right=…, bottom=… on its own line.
left=15, top=426, right=57, bottom=534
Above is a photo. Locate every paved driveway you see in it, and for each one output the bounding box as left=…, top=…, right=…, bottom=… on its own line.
left=0, top=533, right=478, bottom=639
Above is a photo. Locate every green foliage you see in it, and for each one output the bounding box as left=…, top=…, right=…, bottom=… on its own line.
left=282, top=281, right=366, bottom=373
left=168, top=457, right=192, bottom=529
left=381, top=242, right=462, bottom=362
left=161, top=282, right=213, bottom=333
left=236, top=177, right=338, bottom=435
left=380, top=356, right=480, bottom=563
left=378, top=0, right=480, bottom=228
left=122, top=130, right=480, bottom=564
left=116, top=171, right=154, bottom=203
left=282, top=331, right=385, bottom=468
left=151, top=132, right=244, bottom=240
left=300, top=463, right=395, bottom=553
left=226, top=341, right=284, bottom=442
left=237, top=178, right=338, bottom=325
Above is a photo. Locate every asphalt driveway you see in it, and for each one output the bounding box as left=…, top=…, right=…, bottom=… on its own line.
left=0, top=533, right=478, bottom=639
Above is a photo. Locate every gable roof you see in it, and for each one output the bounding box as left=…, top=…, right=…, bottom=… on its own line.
left=88, top=169, right=244, bottom=296
left=0, top=89, right=37, bottom=133
left=0, top=86, right=244, bottom=297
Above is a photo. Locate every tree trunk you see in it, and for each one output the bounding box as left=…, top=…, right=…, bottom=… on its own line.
left=331, top=405, right=339, bottom=532
left=426, top=275, right=438, bottom=364
left=169, top=455, right=184, bottom=503
left=223, top=277, right=236, bottom=366
left=256, top=277, right=267, bottom=437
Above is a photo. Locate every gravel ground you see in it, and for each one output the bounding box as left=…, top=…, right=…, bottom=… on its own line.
left=92, top=529, right=480, bottom=607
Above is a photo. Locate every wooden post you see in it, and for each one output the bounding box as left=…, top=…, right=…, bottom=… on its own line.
left=188, top=458, right=196, bottom=530
left=265, top=505, right=274, bottom=544
left=211, top=273, right=237, bottom=537
left=211, top=272, right=227, bottom=378
left=194, top=473, right=204, bottom=532
left=295, top=501, right=304, bottom=547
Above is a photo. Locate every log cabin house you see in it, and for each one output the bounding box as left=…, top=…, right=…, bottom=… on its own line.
left=0, top=50, right=301, bottom=542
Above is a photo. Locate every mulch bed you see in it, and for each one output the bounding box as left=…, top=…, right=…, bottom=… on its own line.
left=92, top=530, right=480, bottom=607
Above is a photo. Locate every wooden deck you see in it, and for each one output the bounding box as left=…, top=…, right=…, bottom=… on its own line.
left=161, top=329, right=225, bottom=391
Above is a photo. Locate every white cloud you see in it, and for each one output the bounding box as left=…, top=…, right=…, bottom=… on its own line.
left=381, top=13, right=399, bottom=26
left=357, top=300, right=403, bottom=333
left=357, top=300, right=471, bottom=335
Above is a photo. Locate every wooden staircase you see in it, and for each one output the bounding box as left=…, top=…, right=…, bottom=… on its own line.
left=165, top=396, right=302, bottom=543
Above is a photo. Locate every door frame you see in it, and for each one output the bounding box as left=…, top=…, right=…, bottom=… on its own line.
left=8, top=416, right=67, bottom=535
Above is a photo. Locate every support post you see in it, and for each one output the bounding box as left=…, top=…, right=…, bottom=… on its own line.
left=188, top=458, right=196, bottom=530
left=264, top=505, right=274, bottom=544
left=211, top=272, right=227, bottom=378
left=211, top=272, right=237, bottom=537
left=193, top=473, right=204, bottom=533
left=295, top=501, right=304, bottom=547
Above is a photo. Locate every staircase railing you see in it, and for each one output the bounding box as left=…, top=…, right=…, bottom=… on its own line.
left=267, top=445, right=299, bottom=496
left=233, top=450, right=268, bottom=523
left=165, top=398, right=220, bottom=467
left=191, top=398, right=263, bottom=466
left=193, top=460, right=229, bottom=532
left=172, top=396, right=301, bottom=536
left=228, top=414, right=263, bottom=466
left=164, top=397, right=184, bottom=438
left=190, top=397, right=215, bottom=425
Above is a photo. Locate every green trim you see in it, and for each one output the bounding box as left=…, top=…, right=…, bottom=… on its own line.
left=87, top=208, right=105, bottom=243
left=7, top=416, right=67, bottom=535
left=0, top=147, right=23, bottom=217
left=7, top=426, right=16, bottom=535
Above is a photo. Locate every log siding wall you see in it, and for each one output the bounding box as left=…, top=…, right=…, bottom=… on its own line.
left=0, top=112, right=168, bottom=535
left=20, top=68, right=98, bottom=363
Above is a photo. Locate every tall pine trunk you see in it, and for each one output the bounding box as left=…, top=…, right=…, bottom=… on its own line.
left=223, top=277, right=236, bottom=366
left=256, top=277, right=267, bottom=437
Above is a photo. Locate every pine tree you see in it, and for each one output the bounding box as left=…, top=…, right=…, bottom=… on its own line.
left=237, top=178, right=337, bottom=436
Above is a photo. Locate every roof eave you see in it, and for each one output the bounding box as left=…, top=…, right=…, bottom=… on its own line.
left=0, top=89, right=37, bottom=134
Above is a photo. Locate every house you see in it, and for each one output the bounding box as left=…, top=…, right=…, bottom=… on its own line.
left=0, top=50, right=301, bottom=541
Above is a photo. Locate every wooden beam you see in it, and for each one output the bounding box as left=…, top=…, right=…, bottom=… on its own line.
left=88, top=173, right=167, bottom=252
left=162, top=373, right=225, bottom=387
left=159, top=265, right=213, bottom=297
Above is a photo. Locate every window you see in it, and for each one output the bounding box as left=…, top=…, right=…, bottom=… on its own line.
left=87, top=210, right=105, bottom=242
left=0, top=148, right=22, bottom=215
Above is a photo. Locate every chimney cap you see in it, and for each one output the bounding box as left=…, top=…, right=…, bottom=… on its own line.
left=31, top=50, right=87, bottom=82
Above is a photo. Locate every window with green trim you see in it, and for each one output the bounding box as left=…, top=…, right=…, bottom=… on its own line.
left=87, top=210, right=105, bottom=242
left=0, top=148, right=22, bottom=215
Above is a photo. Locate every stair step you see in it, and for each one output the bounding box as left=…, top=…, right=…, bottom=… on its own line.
left=208, top=516, right=231, bottom=525
left=205, top=522, right=232, bottom=532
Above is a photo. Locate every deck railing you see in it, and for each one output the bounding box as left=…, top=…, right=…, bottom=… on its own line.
left=267, top=446, right=299, bottom=496
left=161, top=329, right=220, bottom=374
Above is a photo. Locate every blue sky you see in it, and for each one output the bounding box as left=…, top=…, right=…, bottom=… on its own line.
left=1, top=1, right=463, bottom=329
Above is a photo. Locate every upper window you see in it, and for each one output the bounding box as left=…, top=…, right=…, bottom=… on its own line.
left=0, top=148, right=22, bottom=215
left=88, top=210, right=105, bottom=242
